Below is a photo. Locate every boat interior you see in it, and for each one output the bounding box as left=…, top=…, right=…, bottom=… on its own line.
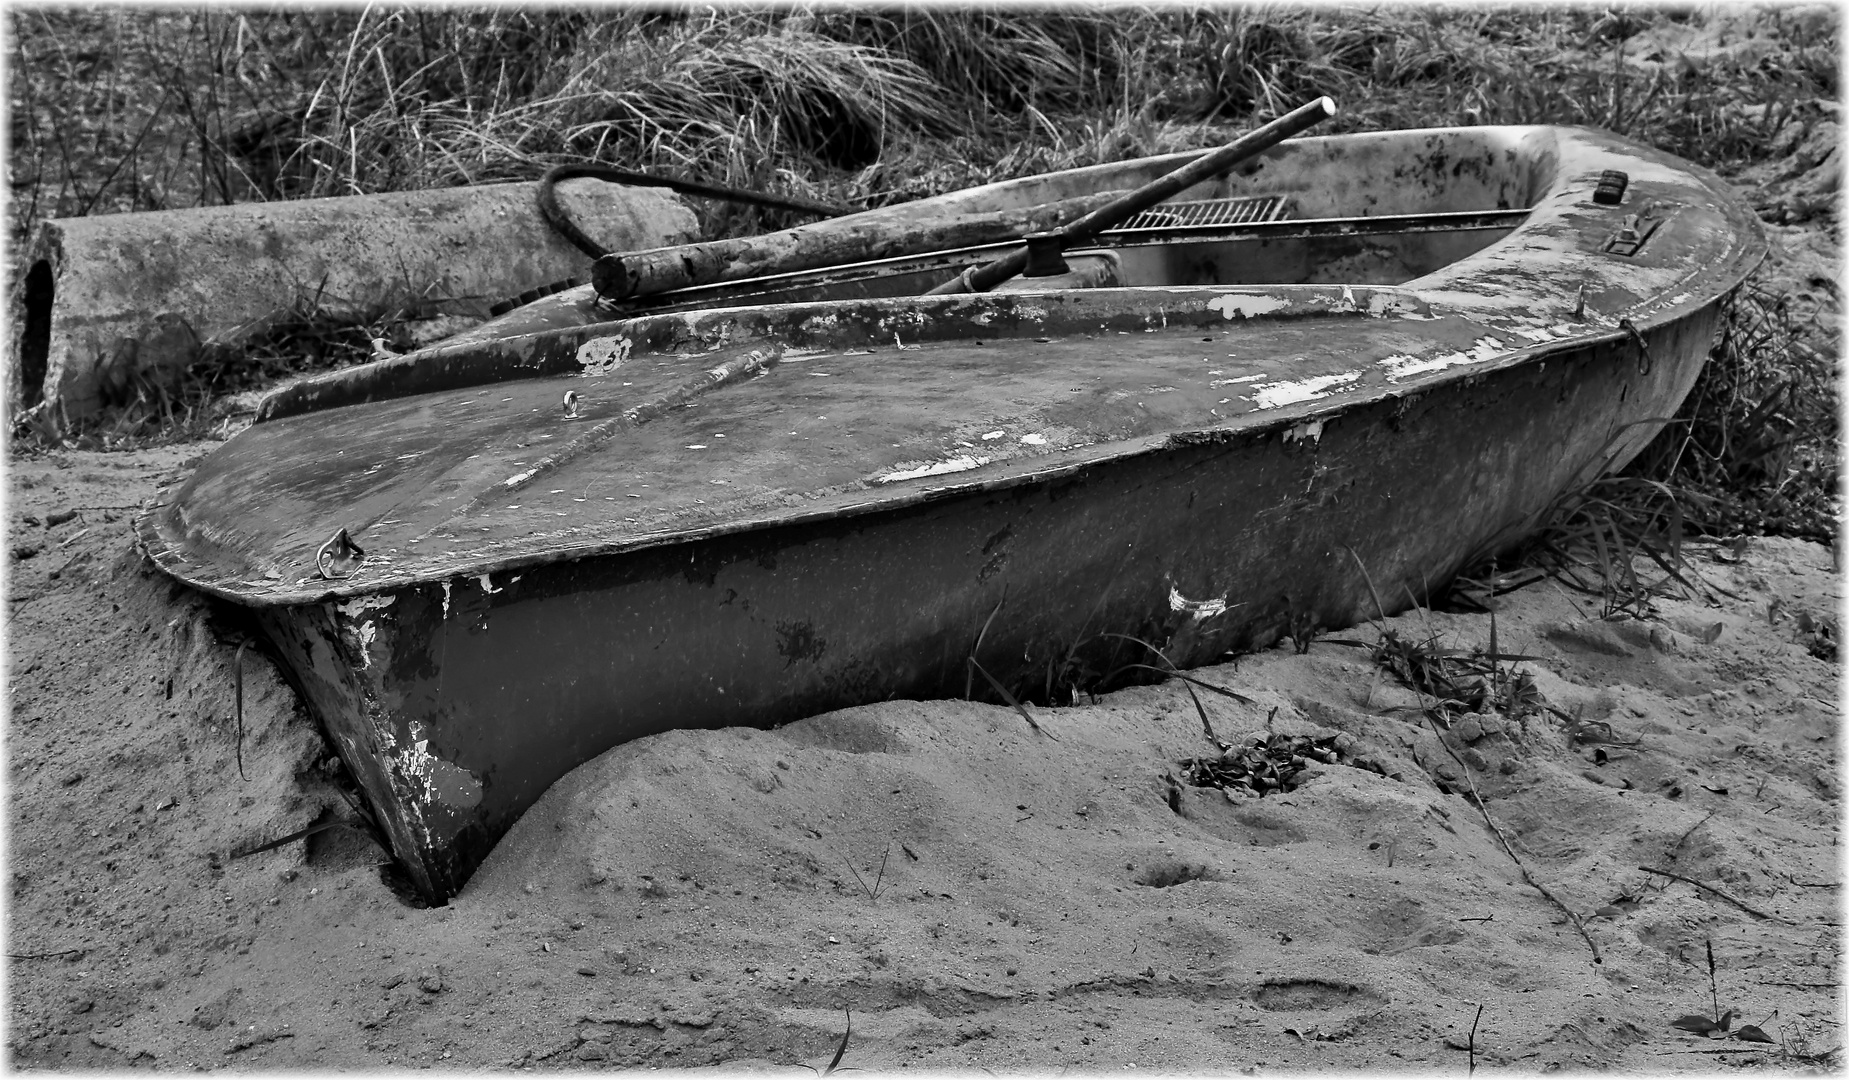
left=630, top=127, right=1551, bottom=313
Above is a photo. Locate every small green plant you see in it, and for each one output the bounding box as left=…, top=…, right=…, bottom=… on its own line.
left=1669, top=939, right=1774, bottom=1042
left=1477, top=454, right=1728, bottom=622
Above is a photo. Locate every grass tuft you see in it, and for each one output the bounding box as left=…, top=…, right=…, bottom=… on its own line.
left=1624, top=285, right=1840, bottom=544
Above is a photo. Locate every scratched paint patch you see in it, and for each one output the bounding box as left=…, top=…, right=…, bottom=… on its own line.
left=1365, top=291, right=1432, bottom=319
left=1248, top=371, right=1361, bottom=410
left=577, top=336, right=632, bottom=377
left=1380, top=335, right=1508, bottom=382
left=1284, top=419, right=1325, bottom=444
left=1168, top=586, right=1229, bottom=621
left=1206, top=293, right=1292, bottom=320
left=876, top=310, right=931, bottom=339
left=399, top=722, right=485, bottom=810
left=336, top=594, right=396, bottom=617
left=1507, top=323, right=1561, bottom=344
left=350, top=621, right=378, bottom=667
left=335, top=595, right=397, bottom=670
left=872, top=455, right=991, bottom=485
left=422, top=756, right=484, bottom=808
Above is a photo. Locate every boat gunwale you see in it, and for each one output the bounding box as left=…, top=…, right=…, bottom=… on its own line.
left=245, top=124, right=1754, bottom=425
left=134, top=316, right=1700, bottom=610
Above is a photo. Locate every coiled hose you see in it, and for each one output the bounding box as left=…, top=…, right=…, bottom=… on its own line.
left=491, top=164, right=858, bottom=315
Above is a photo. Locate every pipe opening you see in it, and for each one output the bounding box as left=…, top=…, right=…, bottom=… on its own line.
left=19, top=260, right=53, bottom=408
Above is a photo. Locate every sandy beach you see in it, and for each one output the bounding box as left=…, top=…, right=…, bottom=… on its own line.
left=5, top=444, right=1840, bottom=1071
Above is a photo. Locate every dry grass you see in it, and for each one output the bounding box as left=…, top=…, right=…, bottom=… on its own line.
left=15, top=7, right=1836, bottom=234
left=1625, top=285, right=1840, bottom=544
left=8, top=5, right=1840, bottom=542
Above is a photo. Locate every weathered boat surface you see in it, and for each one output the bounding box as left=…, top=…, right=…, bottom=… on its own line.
left=138, top=125, right=1763, bottom=901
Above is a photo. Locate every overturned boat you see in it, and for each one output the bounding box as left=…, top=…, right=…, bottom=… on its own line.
left=138, top=102, right=1764, bottom=901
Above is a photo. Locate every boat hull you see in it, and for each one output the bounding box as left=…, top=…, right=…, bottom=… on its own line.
left=249, top=306, right=1712, bottom=900
left=137, top=123, right=1763, bottom=902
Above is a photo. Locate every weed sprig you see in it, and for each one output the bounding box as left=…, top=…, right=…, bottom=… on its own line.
left=1626, top=285, right=1840, bottom=544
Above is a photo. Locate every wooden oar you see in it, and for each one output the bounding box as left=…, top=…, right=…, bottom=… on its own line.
left=591, top=189, right=1131, bottom=302
left=926, top=96, right=1337, bottom=296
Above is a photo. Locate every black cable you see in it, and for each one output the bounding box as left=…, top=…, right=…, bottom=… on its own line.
left=535, top=162, right=858, bottom=260
left=487, top=164, right=860, bottom=316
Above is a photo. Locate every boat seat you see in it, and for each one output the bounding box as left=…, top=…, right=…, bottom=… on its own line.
left=1110, top=193, right=1296, bottom=231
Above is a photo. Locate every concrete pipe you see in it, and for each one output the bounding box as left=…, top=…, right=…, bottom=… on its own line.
left=8, top=178, right=698, bottom=430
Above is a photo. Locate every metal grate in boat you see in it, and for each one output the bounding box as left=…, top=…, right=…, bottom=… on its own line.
left=1112, top=194, right=1293, bottom=231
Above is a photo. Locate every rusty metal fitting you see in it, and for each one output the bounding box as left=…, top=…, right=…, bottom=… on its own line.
left=1022, top=232, right=1071, bottom=277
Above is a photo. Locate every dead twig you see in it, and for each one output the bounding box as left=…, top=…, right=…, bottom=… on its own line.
left=1707, top=938, right=1722, bottom=1029
left=1639, top=865, right=1792, bottom=923
left=1666, top=810, right=1716, bottom=860
left=1783, top=875, right=1839, bottom=889
left=1433, top=719, right=1602, bottom=963
left=1468, top=1003, right=1484, bottom=1076
left=231, top=817, right=361, bottom=859
left=234, top=641, right=249, bottom=781
left=533, top=1037, right=579, bottom=1062
left=1660, top=1047, right=1782, bottom=1056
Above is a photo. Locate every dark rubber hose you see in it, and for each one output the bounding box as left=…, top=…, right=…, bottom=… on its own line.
left=491, top=164, right=861, bottom=315
left=536, top=162, right=858, bottom=260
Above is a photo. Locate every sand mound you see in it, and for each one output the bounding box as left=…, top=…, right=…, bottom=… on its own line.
left=452, top=537, right=1840, bottom=1071
left=8, top=450, right=1841, bottom=1071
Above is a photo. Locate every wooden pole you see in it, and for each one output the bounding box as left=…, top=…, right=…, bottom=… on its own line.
left=591, top=190, right=1128, bottom=302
